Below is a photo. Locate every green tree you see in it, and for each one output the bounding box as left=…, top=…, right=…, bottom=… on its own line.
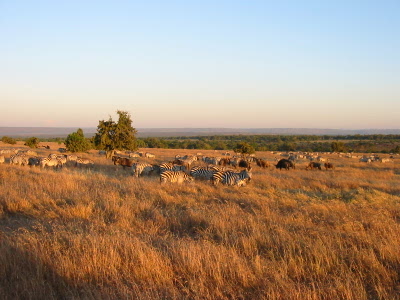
left=94, top=110, right=138, bottom=158
left=233, top=142, right=255, bottom=156
left=25, top=137, right=40, bottom=148
left=1, top=136, right=17, bottom=145
left=65, top=128, right=91, bottom=153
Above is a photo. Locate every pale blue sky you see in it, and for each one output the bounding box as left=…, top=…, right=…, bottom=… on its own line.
left=1, top=0, right=399, bottom=129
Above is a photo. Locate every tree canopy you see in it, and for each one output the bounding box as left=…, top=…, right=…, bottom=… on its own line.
left=233, top=142, right=255, bottom=156
left=94, top=110, right=137, bottom=157
left=65, top=128, right=91, bottom=153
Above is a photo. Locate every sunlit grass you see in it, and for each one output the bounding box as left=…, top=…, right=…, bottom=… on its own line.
left=0, top=144, right=399, bottom=299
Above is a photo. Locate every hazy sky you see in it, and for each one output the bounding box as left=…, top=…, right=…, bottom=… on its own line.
left=1, top=0, right=399, bottom=129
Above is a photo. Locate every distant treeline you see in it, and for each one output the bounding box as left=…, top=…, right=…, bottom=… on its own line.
left=135, top=135, right=400, bottom=153
left=4, top=134, right=400, bottom=154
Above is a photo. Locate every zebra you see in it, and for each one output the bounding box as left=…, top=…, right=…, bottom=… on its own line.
left=40, top=157, right=62, bottom=169
left=160, top=171, right=194, bottom=184
left=56, top=155, right=68, bottom=167
left=145, top=152, right=155, bottom=158
left=75, top=157, right=94, bottom=167
left=10, top=154, right=28, bottom=166
left=0, top=149, right=11, bottom=155
left=189, top=166, right=215, bottom=181
left=132, top=162, right=157, bottom=177
left=212, top=168, right=252, bottom=186
left=67, top=154, right=78, bottom=162
left=159, top=162, right=186, bottom=173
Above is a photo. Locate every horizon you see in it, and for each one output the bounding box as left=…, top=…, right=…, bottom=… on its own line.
left=1, top=1, right=399, bottom=128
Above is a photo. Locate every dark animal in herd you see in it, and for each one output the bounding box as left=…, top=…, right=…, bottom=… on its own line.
left=324, top=162, right=334, bottom=170
left=255, top=158, right=269, bottom=169
left=275, top=159, right=295, bottom=170
left=238, top=160, right=251, bottom=168
left=306, top=162, right=322, bottom=170
left=112, top=156, right=136, bottom=169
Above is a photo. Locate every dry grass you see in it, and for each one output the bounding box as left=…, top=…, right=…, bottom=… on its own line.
left=0, top=145, right=399, bottom=299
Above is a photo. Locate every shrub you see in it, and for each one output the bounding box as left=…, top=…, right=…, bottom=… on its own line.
left=24, top=137, right=40, bottom=148
left=1, top=136, right=17, bottom=145
left=65, top=129, right=91, bottom=153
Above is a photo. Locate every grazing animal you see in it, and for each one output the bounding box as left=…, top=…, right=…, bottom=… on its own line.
left=190, top=166, right=215, bottom=181
left=238, top=159, right=251, bottom=168
left=145, top=152, right=155, bottom=158
left=113, top=157, right=135, bottom=169
left=359, top=157, right=372, bottom=163
left=132, top=162, right=156, bottom=177
left=28, top=157, right=40, bottom=167
left=213, top=168, right=252, bottom=186
left=324, top=162, right=334, bottom=170
left=306, top=162, right=322, bottom=170
left=275, top=159, right=295, bottom=170
left=255, top=158, right=269, bottom=169
left=218, top=158, right=230, bottom=166
left=160, top=171, right=194, bottom=184
left=159, top=162, right=186, bottom=173
left=75, top=158, right=94, bottom=167
left=10, top=154, right=28, bottom=166
left=40, top=157, right=62, bottom=168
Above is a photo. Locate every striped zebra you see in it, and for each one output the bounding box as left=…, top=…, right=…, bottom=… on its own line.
left=189, top=166, right=215, bottom=181
left=212, top=168, right=252, bottom=186
left=0, top=149, right=11, bottom=155
left=75, top=157, right=94, bottom=167
left=160, top=171, right=194, bottom=184
left=132, top=162, right=157, bottom=177
left=40, top=157, right=62, bottom=168
left=10, top=154, right=28, bottom=166
left=159, top=162, right=186, bottom=173
left=56, top=155, right=68, bottom=167
left=145, top=152, right=155, bottom=158
left=208, top=165, right=233, bottom=172
left=67, top=154, right=78, bottom=162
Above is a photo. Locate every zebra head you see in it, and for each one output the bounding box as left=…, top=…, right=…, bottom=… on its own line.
left=241, top=167, right=252, bottom=182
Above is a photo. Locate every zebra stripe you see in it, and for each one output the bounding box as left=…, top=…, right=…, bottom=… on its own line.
left=160, top=171, right=194, bottom=184
left=159, top=163, right=186, bottom=173
left=40, top=157, right=62, bottom=168
left=75, top=158, right=94, bottom=166
left=190, top=166, right=215, bottom=180
left=212, top=168, right=252, bottom=186
left=10, top=154, right=28, bottom=166
left=132, top=162, right=155, bottom=177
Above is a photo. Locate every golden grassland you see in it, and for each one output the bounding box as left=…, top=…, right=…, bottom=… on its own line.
left=0, top=142, right=399, bottom=299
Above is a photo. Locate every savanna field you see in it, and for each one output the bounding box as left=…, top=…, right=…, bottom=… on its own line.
left=1, top=142, right=399, bottom=300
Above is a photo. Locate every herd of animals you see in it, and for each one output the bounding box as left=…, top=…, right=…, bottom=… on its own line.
left=0, top=146, right=397, bottom=187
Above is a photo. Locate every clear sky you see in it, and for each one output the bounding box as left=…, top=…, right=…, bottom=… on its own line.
left=1, top=0, right=399, bottom=129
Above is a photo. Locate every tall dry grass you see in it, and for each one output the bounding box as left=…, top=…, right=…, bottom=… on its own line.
left=0, top=146, right=399, bottom=299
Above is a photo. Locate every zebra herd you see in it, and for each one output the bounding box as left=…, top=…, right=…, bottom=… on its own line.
left=2, top=150, right=94, bottom=168
left=112, top=154, right=253, bottom=187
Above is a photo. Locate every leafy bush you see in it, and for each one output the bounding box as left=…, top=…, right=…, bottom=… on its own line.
left=24, top=137, right=40, bottom=148
left=65, top=129, right=91, bottom=153
left=233, top=142, right=255, bottom=156
left=1, top=136, right=17, bottom=145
